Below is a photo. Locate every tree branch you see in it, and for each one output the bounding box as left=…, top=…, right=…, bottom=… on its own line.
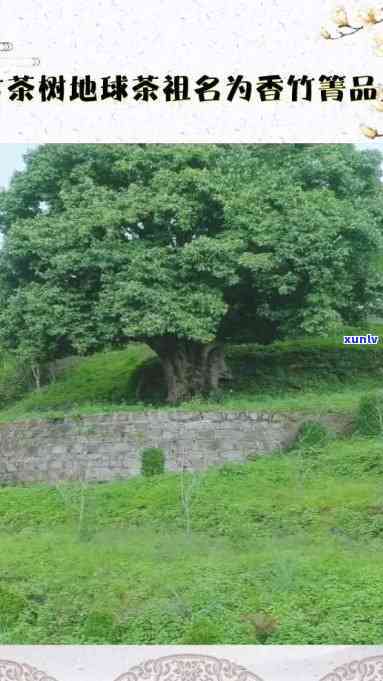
left=328, top=19, right=383, bottom=40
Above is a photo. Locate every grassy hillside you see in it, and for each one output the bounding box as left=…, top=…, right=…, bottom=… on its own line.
left=0, top=324, right=383, bottom=421
left=0, top=434, right=382, bottom=644
left=0, top=326, right=382, bottom=643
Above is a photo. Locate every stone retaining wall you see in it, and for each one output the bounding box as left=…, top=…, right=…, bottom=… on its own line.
left=0, top=410, right=352, bottom=484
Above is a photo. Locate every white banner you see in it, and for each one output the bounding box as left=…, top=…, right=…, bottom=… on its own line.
left=1, top=0, right=383, bottom=141
left=0, top=646, right=381, bottom=681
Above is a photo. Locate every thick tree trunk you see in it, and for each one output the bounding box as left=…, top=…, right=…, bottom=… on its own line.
left=147, top=336, right=231, bottom=404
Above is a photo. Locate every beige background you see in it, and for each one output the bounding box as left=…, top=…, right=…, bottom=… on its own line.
left=0, top=645, right=381, bottom=680
left=1, top=0, right=383, bottom=141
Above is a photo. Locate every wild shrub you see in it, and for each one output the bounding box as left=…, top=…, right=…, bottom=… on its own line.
left=141, top=447, right=165, bottom=476
left=292, top=420, right=330, bottom=450
left=240, top=612, right=279, bottom=643
left=356, top=392, right=383, bottom=436
left=0, top=357, right=33, bottom=408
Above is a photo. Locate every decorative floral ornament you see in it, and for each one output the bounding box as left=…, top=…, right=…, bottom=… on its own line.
left=332, top=5, right=351, bottom=27
left=320, top=27, right=333, bottom=38
left=0, top=653, right=381, bottom=680
left=319, top=655, right=383, bottom=680
left=112, top=653, right=383, bottom=681
left=321, top=3, right=383, bottom=39
left=360, top=124, right=382, bottom=137
left=0, top=660, right=58, bottom=680
left=358, top=6, right=383, bottom=26
left=113, top=655, right=264, bottom=681
left=321, top=4, right=383, bottom=136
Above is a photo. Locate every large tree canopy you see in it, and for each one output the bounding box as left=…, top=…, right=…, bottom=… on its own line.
left=1, top=143, right=383, bottom=402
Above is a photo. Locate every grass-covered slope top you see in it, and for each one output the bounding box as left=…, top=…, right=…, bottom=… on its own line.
left=0, top=327, right=383, bottom=422
left=0, top=434, right=382, bottom=644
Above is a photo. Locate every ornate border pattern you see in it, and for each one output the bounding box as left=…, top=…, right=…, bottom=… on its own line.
left=0, top=652, right=382, bottom=680
left=113, top=654, right=265, bottom=681
left=319, top=656, right=383, bottom=680
left=0, top=660, right=58, bottom=680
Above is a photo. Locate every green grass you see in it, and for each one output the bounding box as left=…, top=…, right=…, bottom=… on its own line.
left=0, top=345, right=154, bottom=421
left=0, top=325, right=382, bottom=643
left=0, top=376, right=381, bottom=422
left=0, top=435, right=383, bottom=643
left=1, top=325, right=383, bottom=422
